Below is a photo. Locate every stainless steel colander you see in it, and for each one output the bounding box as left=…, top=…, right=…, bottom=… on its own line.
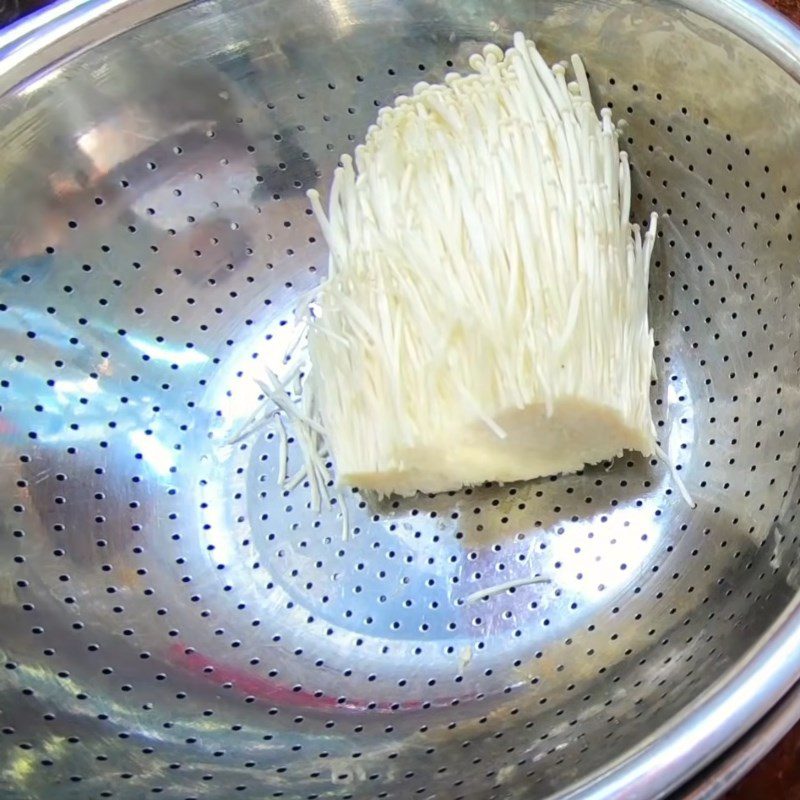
left=2, top=1, right=800, bottom=798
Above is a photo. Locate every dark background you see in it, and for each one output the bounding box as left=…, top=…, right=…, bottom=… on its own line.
left=0, top=0, right=44, bottom=24
left=0, top=0, right=798, bottom=796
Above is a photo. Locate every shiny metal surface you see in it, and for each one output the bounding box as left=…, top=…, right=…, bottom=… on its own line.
left=679, top=679, right=800, bottom=800
left=1, top=1, right=800, bottom=799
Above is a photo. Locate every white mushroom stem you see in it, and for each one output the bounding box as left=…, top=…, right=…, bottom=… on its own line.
left=300, top=34, right=662, bottom=498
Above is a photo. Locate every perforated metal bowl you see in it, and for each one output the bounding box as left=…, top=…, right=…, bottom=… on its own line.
left=2, top=1, right=800, bottom=799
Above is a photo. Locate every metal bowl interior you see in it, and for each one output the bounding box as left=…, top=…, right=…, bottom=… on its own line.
left=2, top=1, right=800, bottom=799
